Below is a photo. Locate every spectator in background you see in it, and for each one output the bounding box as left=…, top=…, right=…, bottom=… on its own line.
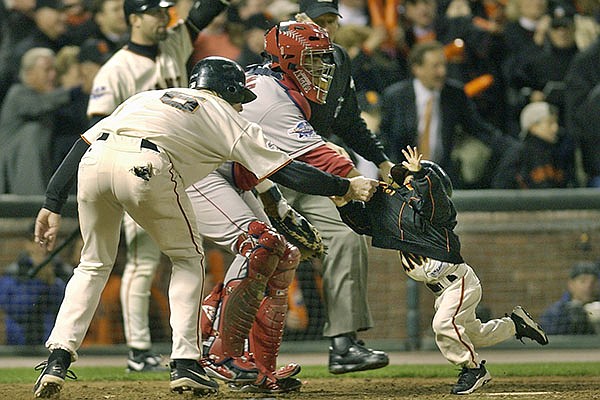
left=236, top=12, right=275, bottom=68
left=524, top=14, right=580, bottom=177
left=501, top=0, right=551, bottom=135
left=265, top=0, right=298, bottom=21
left=401, top=0, right=507, bottom=130
left=4, top=0, right=70, bottom=102
left=0, top=224, right=71, bottom=346
left=190, top=10, right=242, bottom=66
left=78, top=38, right=112, bottom=96
left=52, top=39, right=111, bottom=171
left=0, top=0, right=37, bottom=45
left=334, top=23, right=408, bottom=95
left=492, top=101, right=572, bottom=188
left=380, top=41, right=515, bottom=189
left=52, top=45, right=83, bottom=171
left=401, top=0, right=438, bottom=45
left=0, top=47, right=79, bottom=195
left=511, top=13, right=579, bottom=121
left=0, top=0, right=38, bottom=106
left=64, top=0, right=129, bottom=53
left=63, top=0, right=91, bottom=29
left=540, top=261, right=600, bottom=335
left=564, top=37, right=600, bottom=187
left=571, top=0, right=600, bottom=51
left=337, top=0, right=369, bottom=25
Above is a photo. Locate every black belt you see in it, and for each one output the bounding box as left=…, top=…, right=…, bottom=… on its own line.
left=426, top=274, right=458, bottom=293
left=98, top=132, right=159, bottom=153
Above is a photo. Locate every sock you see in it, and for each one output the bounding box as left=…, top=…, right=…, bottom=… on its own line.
left=172, top=359, right=197, bottom=368
left=49, top=349, right=72, bottom=369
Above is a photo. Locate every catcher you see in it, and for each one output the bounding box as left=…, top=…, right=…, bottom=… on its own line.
left=333, top=146, right=549, bottom=395
left=185, top=26, right=378, bottom=393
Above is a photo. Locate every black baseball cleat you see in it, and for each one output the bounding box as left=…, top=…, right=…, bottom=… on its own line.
left=169, top=359, right=219, bottom=396
left=451, top=360, right=492, bottom=395
left=328, top=334, right=389, bottom=374
left=126, top=349, right=169, bottom=373
left=510, top=306, right=549, bottom=345
left=33, top=359, right=77, bottom=398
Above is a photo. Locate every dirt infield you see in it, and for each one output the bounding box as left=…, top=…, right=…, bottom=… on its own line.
left=4, top=376, right=600, bottom=400
left=4, top=350, right=600, bottom=399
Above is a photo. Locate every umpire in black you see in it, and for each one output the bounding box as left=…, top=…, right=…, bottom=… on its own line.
left=293, top=0, right=393, bottom=374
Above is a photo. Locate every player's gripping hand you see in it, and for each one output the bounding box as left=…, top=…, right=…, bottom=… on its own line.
left=344, top=176, right=378, bottom=202
left=35, top=208, right=62, bottom=251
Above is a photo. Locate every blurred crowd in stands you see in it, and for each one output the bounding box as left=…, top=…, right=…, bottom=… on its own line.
left=0, top=0, right=599, bottom=194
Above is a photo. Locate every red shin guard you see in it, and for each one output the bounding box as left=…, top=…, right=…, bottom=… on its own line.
left=220, top=222, right=286, bottom=357
left=249, top=243, right=301, bottom=377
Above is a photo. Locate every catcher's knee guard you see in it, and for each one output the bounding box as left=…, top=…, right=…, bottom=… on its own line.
left=219, top=222, right=286, bottom=357
left=249, top=242, right=301, bottom=378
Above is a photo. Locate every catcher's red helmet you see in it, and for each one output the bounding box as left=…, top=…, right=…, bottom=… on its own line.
left=264, top=21, right=335, bottom=104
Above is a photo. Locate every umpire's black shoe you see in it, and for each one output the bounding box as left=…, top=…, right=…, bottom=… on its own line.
left=169, top=359, right=219, bottom=396
left=33, top=359, right=77, bottom=398
left=451, top=360, right=491, bottom=395
left=510, top=306, right=549, bottom=345
left=328, top=334, right=389, bottom=374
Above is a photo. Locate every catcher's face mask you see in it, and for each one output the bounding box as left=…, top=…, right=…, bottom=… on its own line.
left=264, top=21, right=335, bottom=105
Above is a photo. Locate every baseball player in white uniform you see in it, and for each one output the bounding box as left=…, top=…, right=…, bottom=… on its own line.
left=335, top=146, right=549, bottom=395
left=86, top=0, right=229, bottom=371
left=189, top=21, right=377, bottom=393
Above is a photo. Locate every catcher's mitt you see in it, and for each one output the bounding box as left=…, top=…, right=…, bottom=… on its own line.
left=259, top=186, right=326, bottom=261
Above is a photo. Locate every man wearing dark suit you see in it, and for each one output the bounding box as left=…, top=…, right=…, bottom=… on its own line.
left=380, top=41, right=514, bottom=188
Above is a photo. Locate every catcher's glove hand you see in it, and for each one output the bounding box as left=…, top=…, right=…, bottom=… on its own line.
left=259, top=186, right=326, bottom=261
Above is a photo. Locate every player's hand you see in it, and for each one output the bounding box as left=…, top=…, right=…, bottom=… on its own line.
left=344, top=176, right=378, bottom=202
left=34, top=208, right=62, bottom=251
left=401, top=146, right=422, bottom=173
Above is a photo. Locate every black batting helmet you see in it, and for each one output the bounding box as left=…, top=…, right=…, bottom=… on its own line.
left=389, top=160, right=453, bottom=197
left=422, top=160, right=453, bottom=197
left=124, top=0, right=174, bottom=24
left=188, top=56, right=257, bottom=104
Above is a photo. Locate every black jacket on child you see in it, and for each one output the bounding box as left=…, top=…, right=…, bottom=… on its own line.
left=337, top=167, right=464, bottom=264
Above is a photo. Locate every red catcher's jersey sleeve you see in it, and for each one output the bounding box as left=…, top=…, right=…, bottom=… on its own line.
left=297, top=144, right=355, bottom=177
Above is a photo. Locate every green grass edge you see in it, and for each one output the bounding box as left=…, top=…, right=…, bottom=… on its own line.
left=4, top=362, right=600, bottom=384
